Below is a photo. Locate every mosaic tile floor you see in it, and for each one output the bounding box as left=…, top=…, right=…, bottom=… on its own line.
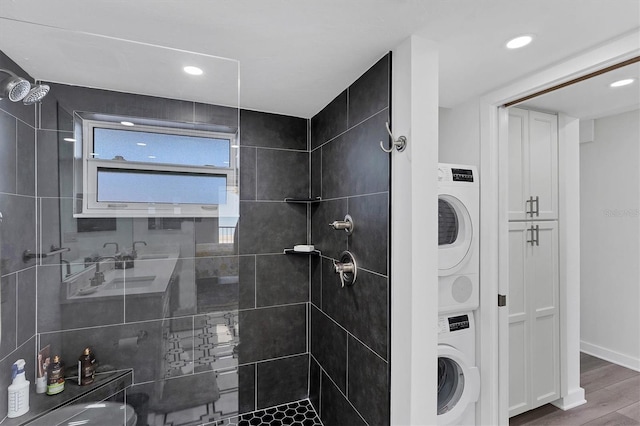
left=210, top=400, right=323, bottom=426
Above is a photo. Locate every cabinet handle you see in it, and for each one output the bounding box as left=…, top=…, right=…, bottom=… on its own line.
left=534, top=224, right=539, bottom=246
left=526, top=196, right=533, bottom=217
left=533, top=196, right=540, bottom=217
left=527, top=226, right=535, bottom=246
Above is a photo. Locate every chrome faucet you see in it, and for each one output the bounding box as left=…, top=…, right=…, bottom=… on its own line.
left=103, top=242, right=119, bottom=255
left=132, top=241, right=147, bottom=259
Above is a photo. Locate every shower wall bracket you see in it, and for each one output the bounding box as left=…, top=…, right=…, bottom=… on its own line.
left=334, top=250, right=357, bottom=288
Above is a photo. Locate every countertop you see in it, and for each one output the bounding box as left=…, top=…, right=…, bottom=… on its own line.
left=63, top=250, right=180, bottom=302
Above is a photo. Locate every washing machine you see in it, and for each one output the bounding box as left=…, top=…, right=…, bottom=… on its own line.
left=437, top=311, right=480, bottom=426
left=438, top=163, right=479, bottom=314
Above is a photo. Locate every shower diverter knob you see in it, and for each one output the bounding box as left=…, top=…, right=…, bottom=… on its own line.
left=333, top=251, right=357, bottom=288
left=329, top=214, right=354, bottom=235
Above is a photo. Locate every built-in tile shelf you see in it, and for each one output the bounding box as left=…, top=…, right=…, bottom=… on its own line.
left=284, top=197, right=322, bottom=203
left=283, top=249, right=321, bottom=256
left=2, top=370, right=133, bottom=426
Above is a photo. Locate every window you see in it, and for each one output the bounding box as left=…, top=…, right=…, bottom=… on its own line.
left=75, top=114, right=237, bottom=217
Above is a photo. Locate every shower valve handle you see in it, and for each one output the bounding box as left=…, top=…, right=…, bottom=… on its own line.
left=329, top=214, right=354, bottom=234
left=333, top=251, right=358, bottom=288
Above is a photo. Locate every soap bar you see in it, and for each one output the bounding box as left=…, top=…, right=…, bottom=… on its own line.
left=293, top=245, right=315, bottom=252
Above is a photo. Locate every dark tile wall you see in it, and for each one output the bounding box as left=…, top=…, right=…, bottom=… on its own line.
left=0, top=51, right=38, bottom=418
left=0, top=47, right=391, bottom=424
left=0, top=45, right=311, bottom=421
left=309, top=54, right=391, bottom=425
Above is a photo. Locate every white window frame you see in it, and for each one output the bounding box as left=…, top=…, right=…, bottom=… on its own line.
left=77, top=118, right=237, bottom=218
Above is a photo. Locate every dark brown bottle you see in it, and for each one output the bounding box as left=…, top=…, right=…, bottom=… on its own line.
left=78, top=347, right=96, bottom=386
left=46, top=355, right=65, bottom=395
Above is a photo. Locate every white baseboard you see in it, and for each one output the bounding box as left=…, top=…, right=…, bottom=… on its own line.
left=552, top=388, right=586, bottom=411
left=581, top=341, right=640, bottom=372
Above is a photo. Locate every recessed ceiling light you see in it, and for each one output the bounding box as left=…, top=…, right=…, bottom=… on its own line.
left=137, top=142, right=147, bottom=146
left=63, top=137, right=76, bottom=142
left=183, top=66, right=203, bottom=76
left=121, top=121, right=134, bottom=126
left=610, top=78, right=635, bottom=88
left=506, top=35, right=533, bottom=49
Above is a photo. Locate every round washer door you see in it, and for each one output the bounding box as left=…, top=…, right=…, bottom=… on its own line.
left=437, top=345, right=480, bottom=425
left=438, top=195, right=473, bottom=275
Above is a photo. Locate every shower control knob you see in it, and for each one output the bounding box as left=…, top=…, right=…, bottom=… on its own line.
left=329, top=214, right=354, bottom=235
left=333, top=251, right=357, bottom=288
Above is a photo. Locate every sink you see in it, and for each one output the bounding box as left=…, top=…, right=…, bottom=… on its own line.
left=137, top=254, right=170, bottom=260
left=104, top=275, right=156, bottom=289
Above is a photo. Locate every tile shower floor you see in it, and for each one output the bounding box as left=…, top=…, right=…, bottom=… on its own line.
left=211, top=400, right=323, bottom=426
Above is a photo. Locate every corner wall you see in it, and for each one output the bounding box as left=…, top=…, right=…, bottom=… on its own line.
left=309, top=54, right=391, bottom=425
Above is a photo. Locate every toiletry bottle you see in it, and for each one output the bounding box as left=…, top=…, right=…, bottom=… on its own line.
left=78, top=347, right=96, bottom=386
left=46, top=355, right=65, bottom=395
left=7, top=359, right=30, bottom=418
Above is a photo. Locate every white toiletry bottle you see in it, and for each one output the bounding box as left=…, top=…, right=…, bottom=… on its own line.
left=7, top=359, right=30, bottom=418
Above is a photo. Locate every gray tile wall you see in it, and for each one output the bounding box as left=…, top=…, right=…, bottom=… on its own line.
left=0, top=50, right=38, bottom=419
left=236, top=108, right=310, bottom=413
left=0, top=47, right=311, bottom=420
left=0, top=47, right=391, bottom=424
left=309, top=54, right=391, bottom=426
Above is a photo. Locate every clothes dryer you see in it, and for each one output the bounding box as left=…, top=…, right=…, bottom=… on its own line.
left=438, top=163, right=479, bottom=313
left=437, top=311, right=480, bottom=426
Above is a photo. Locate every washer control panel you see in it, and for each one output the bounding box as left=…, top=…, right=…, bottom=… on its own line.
left=438, top=163, right=476, bottom=184
left=451, top=168, right=474, bottom=182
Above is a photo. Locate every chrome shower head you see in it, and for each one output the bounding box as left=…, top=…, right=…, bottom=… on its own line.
left=0, top=69, right=31, bottom=102
left=22, top=84, right=50, bottom=105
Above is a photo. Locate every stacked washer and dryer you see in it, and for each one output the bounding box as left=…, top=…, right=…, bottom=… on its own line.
left=437, top=163, right=480, bottom=426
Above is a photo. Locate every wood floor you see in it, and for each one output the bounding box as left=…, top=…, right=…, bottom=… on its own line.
left=510, top=353, right=640, bottom=425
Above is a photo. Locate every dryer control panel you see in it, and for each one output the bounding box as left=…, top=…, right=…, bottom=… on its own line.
left=448, top=314, right=470, bottom=331
left=438, top=314, right=471, bottom=334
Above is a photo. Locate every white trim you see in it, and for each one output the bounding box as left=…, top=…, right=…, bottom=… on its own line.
left=551, top=388, right=586, bottom=411
left=479, top=29, right=640, bottom=425
left=581, top=341, right=640, bottom=372
left=390, top=35, right=439, bottom=426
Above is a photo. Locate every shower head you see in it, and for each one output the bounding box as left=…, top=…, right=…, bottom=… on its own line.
left=22, top=84, right=50, bottom=105
left=0, top=68, right=31, bottom=102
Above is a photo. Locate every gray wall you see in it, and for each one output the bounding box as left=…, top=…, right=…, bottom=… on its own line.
left=0, top=48, right=392, bottom=424
left=0, top=50, right=39, bottom=421
left=0, top=47, right=311, bottom=421
left=309, top=54, right=391, bottom=426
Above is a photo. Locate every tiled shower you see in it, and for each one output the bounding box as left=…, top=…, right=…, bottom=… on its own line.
left=0, top=48, right=390, bottom=425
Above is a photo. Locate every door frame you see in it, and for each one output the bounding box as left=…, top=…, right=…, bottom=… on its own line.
left=477, top=30, right=640, bottom=425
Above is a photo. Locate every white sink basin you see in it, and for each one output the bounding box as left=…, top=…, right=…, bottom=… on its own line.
left=104, top=275, right=156, bottom=289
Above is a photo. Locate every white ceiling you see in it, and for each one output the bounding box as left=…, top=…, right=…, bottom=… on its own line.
left=0, top=0, right=639, bottom=118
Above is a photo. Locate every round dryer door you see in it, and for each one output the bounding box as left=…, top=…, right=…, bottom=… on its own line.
left=438, top=195, right=473, bottom=275
left=437, top=345, right=480, bottom=425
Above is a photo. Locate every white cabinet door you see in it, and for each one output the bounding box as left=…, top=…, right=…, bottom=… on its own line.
left=508, top=221, right=559, bottom=417
left=508, top=108, right=558, bottom=221
left=508, top=108, right=529, bottom=221
left=508, top=222, right=529, bottom=416
left=529, top=221, right=560, bottom=407
left=528, top=111, right=558, bottom=220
